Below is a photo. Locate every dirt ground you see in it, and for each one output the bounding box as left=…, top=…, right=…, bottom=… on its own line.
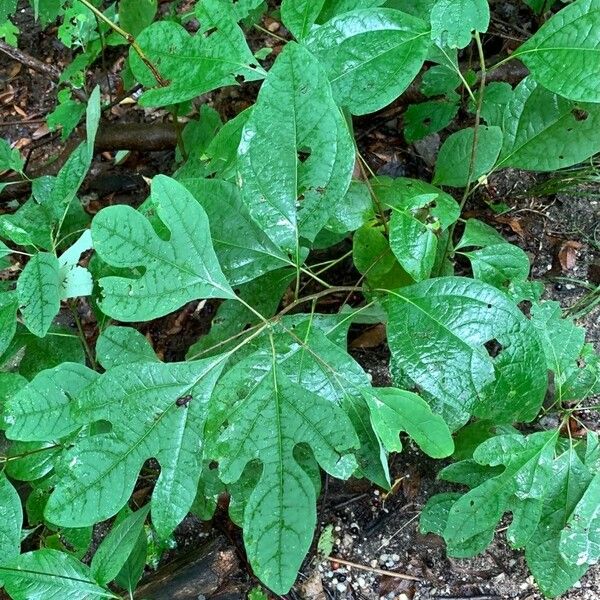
left=1, top=3, right=599, bottom=600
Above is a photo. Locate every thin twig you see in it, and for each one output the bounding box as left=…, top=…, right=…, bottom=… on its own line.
left=325, top=556, right=420, bottom=582
left=78, top=0, right=168, bottom=87
left=441, top=32, right=488, bottom=267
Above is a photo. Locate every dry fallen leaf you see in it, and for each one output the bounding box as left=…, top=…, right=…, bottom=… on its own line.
left=495, top=215, right=525, bottom=238
left=350, top=324, right=387, bottom=349
left=558, top=240, right=582, bottom=272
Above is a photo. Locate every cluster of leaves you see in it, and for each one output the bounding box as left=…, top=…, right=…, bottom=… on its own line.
left=1, top=0, right=600, bottom=598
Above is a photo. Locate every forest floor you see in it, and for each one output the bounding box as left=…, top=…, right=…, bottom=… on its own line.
left=1, top=2, right=599, bottom=599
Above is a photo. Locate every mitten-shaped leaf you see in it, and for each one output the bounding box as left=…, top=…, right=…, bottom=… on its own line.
left=92, top=175, right=235, bottom=322
left=430, top=0, right=490, bottom=49
left=129, top=0, right=265, bottom=106
left=362, top=388, right=454, bottom=458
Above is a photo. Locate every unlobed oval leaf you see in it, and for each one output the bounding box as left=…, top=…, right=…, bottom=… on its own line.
left=305, top=8, right=431, bottom=115
left=91, top=505, right=151, bottom=586
left=514, top=0, right=600, bottom=103
left=1, top=549, right=111, bottom=600
left=0, top=473, right=22, bottom=586
left=433, top=126, right=503, bottom=187
left=238, top=42, right=355, bottom=256
left=497, top=77, right=600, bottom=171
left=386, top=277, right=548, bottom=430
left=17, top=253, right=61, bottom=338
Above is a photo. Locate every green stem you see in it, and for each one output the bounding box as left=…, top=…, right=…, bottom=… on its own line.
left=441, top=31, right=488, bottom=268
left=69, top=301, right=97, bottom=371
left=78, top=0, right=168, bottom=87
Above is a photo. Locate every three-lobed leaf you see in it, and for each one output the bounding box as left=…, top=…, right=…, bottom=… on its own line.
left=44, top=358, right=226, bottom=540
left=210, top=351, right=358, bottom=594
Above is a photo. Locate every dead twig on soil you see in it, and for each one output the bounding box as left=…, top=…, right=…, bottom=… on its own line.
left=325, top=556, right=420, bottom=581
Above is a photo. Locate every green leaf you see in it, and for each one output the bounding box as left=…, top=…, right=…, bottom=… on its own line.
left=5, top=441, right=61, bottom=481
left=386, top=277, right=548, bottom=429
left=187, top=269, right=294, bottom=360
left=178, top=178, right=291, bottom=285
left=559, top=472, right=600, bottom=567
left=430, top=0, right=490, bottom=49
left=497, top=78, right=600, bottom=171
left=353, top=224, right=408, bottom=290
left=525, top=448, right=592, bottom=597
left=119, top=0, right=156, bottom=37
left=0, top=473, right=22, bottom=586
left=317, top=0, right=386, bottom=22
left=91, top=504, right=151, bottom=586
left=1, top=326, right=85, bottom=379
left=45, top=357, right=226, bottom=538
left=17, top=253, right=62, bottom=338
left=433, top=126, right=503, bottom=187
left=204, top=108, right=252, bottom=180
left=475, top=81, right=513, bottom=127
left=211, top=352, right=358, bottom=594
left=514, top=0, right=600, bottom=103
left=91, top=175, right=235, bottom=322
left=387, top=192, right=458, bottom=282
left=403, top=100, right=459, bottom=142
left=455, top=218, right=506, bottom=250
left=462, top=243, right=531, bottom=289
left=130, top=1, right=265, bottom=107
left=420, top=64, right=461, bottom=97
left=178, top=105, right=223, bottom=163
left=362, top=387, right=454, bottom=457
left=238, top=42, right=355, bottom=257
left=373, top=176, right=461, bottom=230
left=522, top=0, right=556, bottom=14
left=0, top=137, right=24, bottom=173
left=305, top=8, right=431, bottom=115
left=47, top=89, right=86, bottom=141
left=0, top=18, right=18, bottom=45
left=96, top=326, right=159, bottom=370
left=530, top=301, right=587, bottom=402
left=114, top=525, right=147, bottom=594
left=317, top=524, right=335, bottom=557
left=420, top=492, right=462, bottom=536
left=326, top=181, right=375, bottom=234
left=1, top=549, right=112, bottom=600
left=0, top=291, right=18, bottom=356
left=281, top=0, right=325, bottom=39
left=444, top=432, right=557, bottom=555
left=58, top=229, right=93, bottom=299
left=5, top=363, right=99, bottom=442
